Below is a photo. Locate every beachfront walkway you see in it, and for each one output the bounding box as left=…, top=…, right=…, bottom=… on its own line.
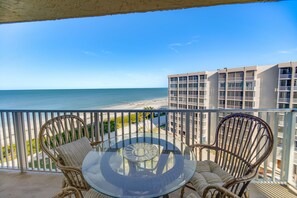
left=1, top=171, right=297, bottom=198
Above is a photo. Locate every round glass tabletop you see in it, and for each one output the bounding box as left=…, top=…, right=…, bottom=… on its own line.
left=82, top=132, right=196, bottom=198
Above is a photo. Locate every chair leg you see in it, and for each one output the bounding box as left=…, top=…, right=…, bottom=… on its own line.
left=180, top=186, right=185, bottom=198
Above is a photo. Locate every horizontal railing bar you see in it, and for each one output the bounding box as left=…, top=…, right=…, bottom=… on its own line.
left=0, top=108, right=296, bottom=113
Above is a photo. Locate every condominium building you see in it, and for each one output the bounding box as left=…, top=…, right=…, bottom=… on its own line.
left=277, top=62, right=297, bottom=108
left=217, top=65, right=278, bottom=110
left=168, top=61, right=297, bottom=178
left=168, top=71, right=216, bottom=141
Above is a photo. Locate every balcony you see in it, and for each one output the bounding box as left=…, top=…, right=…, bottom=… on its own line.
left=246, top=86, right=255, bottom=91
left=279, top=98, right=290, bottom=103
left=219, top=86, right=226, bottom=90
left=227, top=96, right=243, bottom=100
left=246, top=76, right=255, bottom=81
left=280, top=74, right=292, bottom=79
left=228, top=87, right=243, bottom=91
left=245, top=96, right=254, bottom=100
left=188, top=80, right=198, bottom=83
left=188, top=87, right=198, bottom=91
left=0, top=108, right=297, bottom=197
left=218, top=78, right=226, bottom=82
left=279, top=86, right=291, bottom=91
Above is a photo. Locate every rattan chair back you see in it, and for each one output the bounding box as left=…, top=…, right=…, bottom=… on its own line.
left=215, top=113, right=273, bottom=178
left=39, top=115, right=89, bottom=163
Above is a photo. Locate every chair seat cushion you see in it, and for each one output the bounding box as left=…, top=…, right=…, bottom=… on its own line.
left=190, top=160, right=233, bottom=196
left=56, top=137, right=92, bottom=167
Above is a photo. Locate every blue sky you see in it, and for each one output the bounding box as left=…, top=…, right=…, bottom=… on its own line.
left=0, top=1, right=297, bottom=90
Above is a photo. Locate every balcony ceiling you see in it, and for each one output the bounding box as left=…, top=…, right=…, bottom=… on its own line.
left=0, top=0, right=278, bottom=24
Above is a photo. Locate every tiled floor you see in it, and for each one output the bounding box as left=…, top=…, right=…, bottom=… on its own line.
left=0, top=171, right=296, bottom=198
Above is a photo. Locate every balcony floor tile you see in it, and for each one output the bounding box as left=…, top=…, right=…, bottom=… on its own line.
left=0, top=171, right=296, bottom=198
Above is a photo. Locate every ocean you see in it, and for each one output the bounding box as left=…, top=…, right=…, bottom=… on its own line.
left=0, top=88, right=168, bottom=110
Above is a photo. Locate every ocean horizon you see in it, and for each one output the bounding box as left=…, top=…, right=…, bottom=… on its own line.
left=0, top=88, right=168, bottom=110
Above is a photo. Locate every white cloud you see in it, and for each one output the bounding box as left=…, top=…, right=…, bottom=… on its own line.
left=82, top=49, right=111, bottom=56
left=277, top=48, right=297, bottom=54
left=169, top=37, right=199, bottom=53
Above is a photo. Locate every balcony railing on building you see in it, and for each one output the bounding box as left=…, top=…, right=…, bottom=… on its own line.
left=279, top=98, right=290, bottom=103
left=0, top=108, right=297, bottom=190
left=228, top=87, right=243, bottom=91
left=227, top=96, right=243, bottom=100
left=245, top=96, right=254, bottom=100
left=279, top=86, right=291, bottom=91
left=246, top=86, right=255, bottom=91
left=280, top=74, right=292, bottom=79
left=245, top=76, right=255, bottom=81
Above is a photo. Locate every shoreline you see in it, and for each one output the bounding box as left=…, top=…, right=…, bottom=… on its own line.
left=102, top=97, right=168, bottom=110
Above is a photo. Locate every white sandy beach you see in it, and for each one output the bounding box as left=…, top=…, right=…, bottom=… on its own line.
left=103, top=97, right=168, bottom=110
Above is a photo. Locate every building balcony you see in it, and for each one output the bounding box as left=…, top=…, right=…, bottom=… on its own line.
left=0, top=108, right=297, bottom=197
left=245, top=96, right=254, bottom=100
left=246, top=86, right=255, bottom=91
left=293, top=98, right=297, bottom=103
left=188, top=80, right=198, bottom=83
left=227, top=96, right=243, bottom=100
left=228, top=87, right=243, bottom=91
left=228, top=77, right=243, bottom=81
left=279, top=86, right=291, bottom=91
left=279, top=98, right=290, bottom=103
left=188, top=87, right=198, bottom=91
left=218, top=104, right=225, bottom=108
left=218, top=78, right=226, bottom=82
left=219, top=86, right=226, bottom=90
left=199, top=79, right=206, bottom=83
left=279, top=74, right=292, bottom=79
left=246, top=76, right=255, bottom=81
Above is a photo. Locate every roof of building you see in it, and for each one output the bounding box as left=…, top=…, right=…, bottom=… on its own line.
left=0, top=0, right=278, bottom=24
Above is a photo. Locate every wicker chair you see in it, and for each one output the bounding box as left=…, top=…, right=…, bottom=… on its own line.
left=182, top=113, right=273, bottom=198
left=39, top=115, right=102, bottom=192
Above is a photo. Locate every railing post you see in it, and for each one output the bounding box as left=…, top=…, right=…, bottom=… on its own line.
left=185, top=112, right=190, bottom=145
left=13, top=112, right=26, bottom=172
left=94, top=113, right=100, bottom=142
left=284, top=111, right=296, bottom=185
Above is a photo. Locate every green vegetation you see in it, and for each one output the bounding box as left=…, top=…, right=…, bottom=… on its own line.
left=28, top=158, right=56, bottom=169
left=1, top=139, right=37, bottom=163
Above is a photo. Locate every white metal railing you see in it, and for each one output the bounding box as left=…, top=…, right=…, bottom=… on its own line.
left=246, top=86, right=255, bottom=91
left=279, top=86, right=291, bottom=91
left=246, top=76, right=255, bottom=80
left=228, top=87, right=243, bottom=91
left=280, top=74, right=292, bottom=79
left=279, top=98, right=290, bottom=103
left=0, top=109, right=297, bottom=189
left=245, top=96, right=254, bottom=100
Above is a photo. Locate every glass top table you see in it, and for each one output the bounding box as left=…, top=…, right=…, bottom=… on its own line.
left=82, top=132, right=196, bottom=198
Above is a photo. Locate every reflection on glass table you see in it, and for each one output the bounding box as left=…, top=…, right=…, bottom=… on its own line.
left=82, top=132, right=196, bottom=198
